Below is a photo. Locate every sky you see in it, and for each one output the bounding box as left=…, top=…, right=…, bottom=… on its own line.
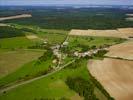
left=0, top=0, right=133, bottom=6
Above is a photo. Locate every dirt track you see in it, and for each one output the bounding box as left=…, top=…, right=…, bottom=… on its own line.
left=105, top=41, right=133, bottom=60
left=88, top=58, right=133, bottom=100
left=0, top=14, right=32, bottom=21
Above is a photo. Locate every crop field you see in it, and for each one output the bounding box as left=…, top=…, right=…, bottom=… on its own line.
left=69, top=28, right=133, bottom=39
left=0, top=6, right=133, bottom=100
left=0, top=23, right=9, bottom=26
left=105, top=41, right=133, bottom=60
left=0, top=50, right=43, bottom=78
left=26, top=35, right=39, bottom=40
left=126, top=14, right=133, bottom=17
left=0, top=56, right=53, bottom=87
left=117, top=28, right=133, bottom=34
left=0, top=37, right=40, bottom=49
left=126, top=17, right=133, bottom=21
left=88, top=58, right=133, bottom=100
left=0, top=14, right=32, bottom=21
left=125, top=14, right=133, bottom=21
left=0, top=59, right=89, bottom=100
left=37, top=32, right=68, bottom=45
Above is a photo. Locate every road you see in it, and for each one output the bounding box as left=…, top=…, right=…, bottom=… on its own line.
left=0, top=60, right=75, bottom=94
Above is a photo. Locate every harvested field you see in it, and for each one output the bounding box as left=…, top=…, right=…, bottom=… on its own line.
left=26, top=35, right=38, bottom=40
left=88, top=58, right=133, bottom=100
left=106, top=41, right=133, bottom=60
left=126, top=17, right=133, bottom=21
left=70, top=94, right=83, bottom=100
left=0, top=14, right=32, bottom=21
left=0, top=50, right=43, bottom=78
left=126, top=14, right=133, bottom=21
left=0, top=23, right=10, bottom=26
left=117, top=28, right=133, bottom=34
left=126, top=14, right=133, bottom=17
left=69, top=28, right=133, bottom=39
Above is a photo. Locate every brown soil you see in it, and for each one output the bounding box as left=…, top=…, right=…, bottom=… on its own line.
left=106, top=41, right=133, bottom=60
left=88, top=58, right=133, bottom=100
left=0, top=14, right=32, bottom=21
left=69, top=28, right=133, bottom=39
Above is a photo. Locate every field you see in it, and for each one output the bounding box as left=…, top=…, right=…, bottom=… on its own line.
left=0, top=6, right=133, bottom=100
left=0, top=31, right=120, bottom=99
left=117, top=28, right=133, bottom=34
left=126, top=14, right=133, bottom=16
left=88, top=58, right=133, bottom=100
left=125, top=13, right=133, bottom=21
left=0, top=56, right=53, bottom=87
left=2, top=24, right=69, bottom=45
left=0, top=59, right=89, bottom=100
left=66, top=35, right=125, bottom=52
left=37, top=31, right=67, bottom=45
left=105, top=41, right=133, bottom=60
left=0, top=14, right=32, bottom=21
left=0, top=50, right=43, bottom=78
left=69, top=28, right=133, bottom=39
left=0, top=37, right=40, bottom=49
left=126, top=17, right=133, bottom=21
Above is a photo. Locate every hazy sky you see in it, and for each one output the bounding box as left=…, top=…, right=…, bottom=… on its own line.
left=0, top=0, right=133, bottom=5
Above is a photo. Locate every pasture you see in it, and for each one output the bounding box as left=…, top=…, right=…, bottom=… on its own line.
left=0, top=59, right=89, bottom=100
left=0, top=51, right=55, bottom=87
left=37, top=31, right=67, bottom=45
left=88, top=58, right=133, bottom=100
left=8, top=24, right=69, bottom=45
left=0, top=50, right=43, bottom=78
left=0, top=37, right=40, bottom=49
left=66, top=35, right=125, bottom=52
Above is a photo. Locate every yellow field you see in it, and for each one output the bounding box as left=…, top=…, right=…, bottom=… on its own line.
left=105, top=41, right=133, bottom=60
left=0, top=14, right=32, bottom=21
left=69, top=28, right=133, bottom=39
left=88, top=58, right=133, bottom=100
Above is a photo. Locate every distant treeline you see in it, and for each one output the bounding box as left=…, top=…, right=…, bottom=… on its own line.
left=1, top=7, right=133, bottom=30
left=0, top=26, right=25, bottom=38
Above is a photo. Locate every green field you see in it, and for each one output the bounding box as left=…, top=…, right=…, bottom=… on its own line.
left=0, top=53, right=54, bottom=87
left=4, top=24, right=69, bottom=45
left=37, top=32, right=67, bottom=45
left=0, top=6, right=130, bottom=100
left=0, top=58, right=111, bottom=100
left=64, top=36, right=126, bottom=52
left=0, top=59, right=88, bottom=100
left=0, top=50, right=44, bottom=78
left=0, top=37, right=41, bottom=49
left=0, top=33, right=122, bottom=100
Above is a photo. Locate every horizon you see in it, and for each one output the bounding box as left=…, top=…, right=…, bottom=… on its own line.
left=0, top=0, right=133, bottom=6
